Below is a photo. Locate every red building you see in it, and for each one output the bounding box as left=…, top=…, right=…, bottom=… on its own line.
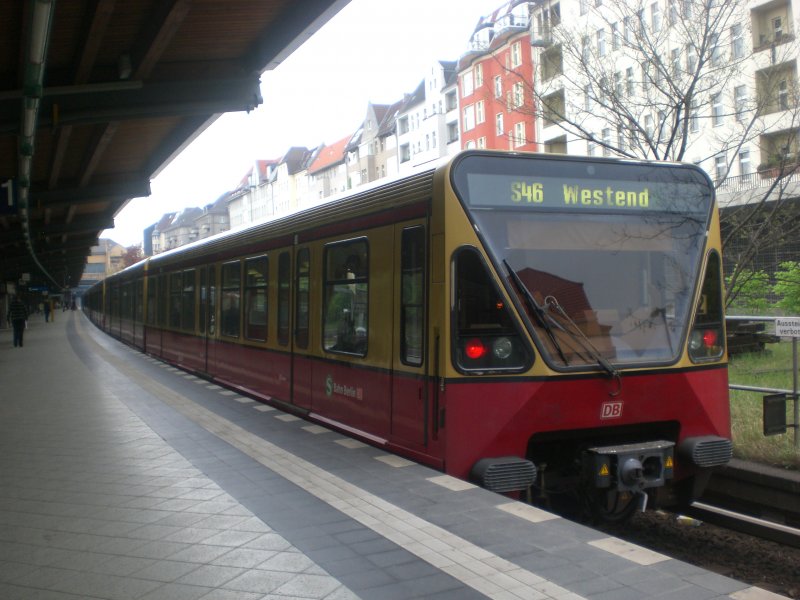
left=458, top=1, right=537, bottom=152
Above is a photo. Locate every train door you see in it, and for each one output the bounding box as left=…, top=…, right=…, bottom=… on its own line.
left=390, top=223, right=428, bottom=447
left=291, top=247, right=312, bottom=409
left=199, top=264, right=216, bottom=374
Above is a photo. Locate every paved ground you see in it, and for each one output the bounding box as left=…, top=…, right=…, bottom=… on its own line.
left=0, top=312, right=789, bottom=599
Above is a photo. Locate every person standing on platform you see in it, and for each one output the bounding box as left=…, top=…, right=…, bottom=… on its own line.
left=7, top=295, right=28, bottom=348
left=44, top=300, right=51, bottom=323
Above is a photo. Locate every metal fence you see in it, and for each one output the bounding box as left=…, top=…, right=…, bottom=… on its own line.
left=726, top=316, right=799, bottom=449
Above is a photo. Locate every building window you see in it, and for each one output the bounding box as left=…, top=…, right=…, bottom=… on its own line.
left=602, top=127, right=611, bottom=155
left=597, top=29, right=606, bottom=57
left=734, top=85, right=747, bottom=122
left=711, top=92, right=723, bottom=126
left=626, top=67, right=634, bottom=96
left=611, top=22, right=620, bottom=50
left=474, top=63, right=484, bottom=87
left=494, top=75, right=503, bottom=98
left=323, top=238, right=368, bottom=356
left=400, top=143, right=410, bottom=163
left=476, top=100, right=485, bottom=124
left=445, top=90, right=457, bottom=111
left=671, top=48, right=680, bottom=77
left=651, top=2, right=661, bottom=32
left=462, top=71, right=474, bottom=97
left=731, top=24, right=744, bottom=59
left=778, top=79, right=789, bottom=110
left=477, top=136, right=486, bottom=149
left=739, top=149, right=751, bottom=176
left=514, top=122, right=526, bottom=147
left=398, top=116, right=409, bottom=135
left=463, top=105, right=475, bottom=131
left=510, top=42, right=522, bottom=68
left=496, top=113, right=504, bottom=136
left=686, top=43, right=697, bottom=73
left=447, top=121, right=459, bottom=143
left=714, top=154, right=726, bottom=182
left=513, top=82, right=524, bottom=107
left=644, top=114, right=654, bottom=139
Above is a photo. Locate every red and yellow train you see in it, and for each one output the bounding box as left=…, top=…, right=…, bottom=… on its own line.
left=85, top=150, right=732, bottom=517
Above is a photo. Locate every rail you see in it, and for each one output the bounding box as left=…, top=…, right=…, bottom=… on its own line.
left=726, top=315, right=800, bottom=449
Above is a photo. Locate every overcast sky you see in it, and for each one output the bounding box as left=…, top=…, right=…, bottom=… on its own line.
left=104, top=0, right=503, bottom=247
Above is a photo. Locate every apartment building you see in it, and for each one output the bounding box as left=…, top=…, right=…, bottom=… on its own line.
left=457, top=1, right=538, bottom=152
left=397, top=60, right=460, bottom=174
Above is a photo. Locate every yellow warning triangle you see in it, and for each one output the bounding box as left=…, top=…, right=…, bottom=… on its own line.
left=599, top=464, right=609, bottom=476
left=665, top=456, right=674, bottom=468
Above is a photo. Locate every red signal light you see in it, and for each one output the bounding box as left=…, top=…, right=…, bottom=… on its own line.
left=465, top=338, right=487, bottom=359
left=702, top=330, right=718, bottom=348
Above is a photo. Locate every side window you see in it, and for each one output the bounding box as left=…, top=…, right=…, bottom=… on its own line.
left=181, top=269, right=196, bottom=332
left=244, top=256, right=268, bottom=341
left=295, top=249, right=310, bottom=349
left=278, top=252, right=291, bottom=346
left=169, top=272, right=182, bottom=328
left=323, top=238, right=368, bottom=356
left=221, top=260, right=241, bottom=338
left=146, top=276, right=157, bottom=325
left=158, top=274, right=168, bottom=327
left=199, top=268, right=207, bottom=335
left=135, top=279, right=144, bottom=323
left=454, top=247, right=531, bottom=372
left=401, top=226, right=425, bottom=366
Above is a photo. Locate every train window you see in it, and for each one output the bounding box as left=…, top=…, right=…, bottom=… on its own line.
left=453, top=247, right=531, bottom=372
left=135, top=279, right=144, bottom=323
left=244, top=256, right=268, bottom=341
left=181, top=269, right=196, bottom=332
left=323, top=239, right=368, bottom=356
left=278, top=252, right=290, bottom=346
left=169, top=272, right=182, bottom=328
left=207, top=266, right=217, bottom=336
left=295, top=249, right=310, bottom=349
left=146, top=276, right=157, bottom=325
left=158, top=274, right=168, bottom=327
left=221, top=260, right=241, bottom=338
left=401, top=226, right=425, bottom=366
left=199, top=268, right=207, bottom=335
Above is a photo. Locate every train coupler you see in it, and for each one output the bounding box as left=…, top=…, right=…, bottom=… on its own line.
left=583, top=440, right=674, bottom=493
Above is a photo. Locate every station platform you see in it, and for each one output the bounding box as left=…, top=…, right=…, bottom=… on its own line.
left=0, top=311, right=789, bottom=600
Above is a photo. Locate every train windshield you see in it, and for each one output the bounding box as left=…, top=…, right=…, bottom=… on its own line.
left=451, top=152, right=715, bottom=368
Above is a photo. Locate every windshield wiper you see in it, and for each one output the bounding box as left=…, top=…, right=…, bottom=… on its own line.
left=544, top=295, right=622, bottom=396
left=502, top=260, right=570, bottom=365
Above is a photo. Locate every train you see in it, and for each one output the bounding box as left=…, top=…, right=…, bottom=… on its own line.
left=84, top=150, right=732, bottom=519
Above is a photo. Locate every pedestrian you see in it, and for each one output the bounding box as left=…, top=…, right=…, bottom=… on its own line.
left=7, top=295, right=28, bottom=348
left=44, top=300, right=51, bottom=322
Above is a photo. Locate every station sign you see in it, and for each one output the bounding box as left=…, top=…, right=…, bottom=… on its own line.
left=775, top=317, right=800, bottom=338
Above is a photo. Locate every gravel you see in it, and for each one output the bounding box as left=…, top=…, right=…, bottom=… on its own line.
left=595, top=510, right=800, bottom=599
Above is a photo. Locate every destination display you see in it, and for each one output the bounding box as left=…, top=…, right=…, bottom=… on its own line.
left=463, top=171, right=711, bottom=214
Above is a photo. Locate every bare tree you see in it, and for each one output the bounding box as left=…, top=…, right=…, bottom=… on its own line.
left=502, top=0, right=800, bottom=306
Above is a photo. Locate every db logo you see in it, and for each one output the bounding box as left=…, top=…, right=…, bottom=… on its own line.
left=600, top=401, right=623, bottom=419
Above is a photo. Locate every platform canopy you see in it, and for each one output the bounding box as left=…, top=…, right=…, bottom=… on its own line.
left=0, top=0, right=348, bottom=291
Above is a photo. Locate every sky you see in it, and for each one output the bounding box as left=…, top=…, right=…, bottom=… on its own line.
left=103, top=0, right=503, bottom=247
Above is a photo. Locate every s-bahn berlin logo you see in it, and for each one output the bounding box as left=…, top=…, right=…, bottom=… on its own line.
left=325, top=375, right=364, bottom=401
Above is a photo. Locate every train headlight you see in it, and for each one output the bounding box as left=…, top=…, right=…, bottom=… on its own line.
left=493, top=337, right=513, bottom=360
left=689, top=330, right=704, bottom=352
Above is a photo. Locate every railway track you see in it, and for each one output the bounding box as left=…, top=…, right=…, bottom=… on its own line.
left=688, top=458, right=800, bottom=548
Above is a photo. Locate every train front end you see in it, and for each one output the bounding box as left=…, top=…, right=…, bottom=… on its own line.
left=441, top=151, right=732, bottom=516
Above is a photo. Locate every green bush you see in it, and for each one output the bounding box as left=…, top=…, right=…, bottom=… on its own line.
left=773, top=261, right=800, bottom=315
